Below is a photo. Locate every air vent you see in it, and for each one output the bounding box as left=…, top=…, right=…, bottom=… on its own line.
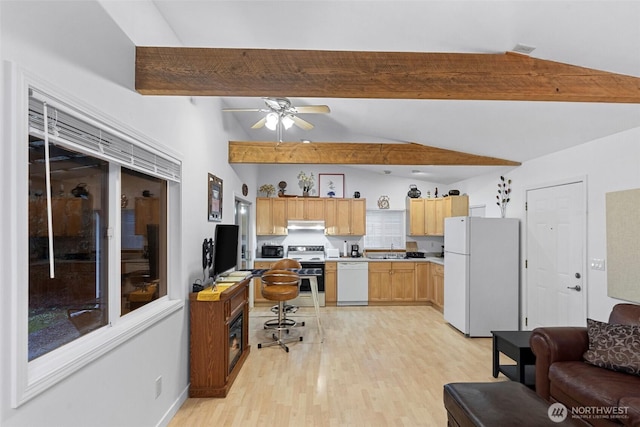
left=512, top=44, right=536, bottom=55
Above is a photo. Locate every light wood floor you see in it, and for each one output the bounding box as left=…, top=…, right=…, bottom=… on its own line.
left=169, top=305, right=508, bottom=426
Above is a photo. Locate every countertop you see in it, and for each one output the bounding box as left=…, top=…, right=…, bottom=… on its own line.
left=255, top=256, right=444, bottom=265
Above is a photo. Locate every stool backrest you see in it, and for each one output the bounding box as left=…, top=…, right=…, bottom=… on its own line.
left=261, top=269, right=300, bottom=287
left=271, top=258, right=302, bottom=270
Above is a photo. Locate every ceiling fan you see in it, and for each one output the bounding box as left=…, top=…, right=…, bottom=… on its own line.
left=223, top=97, right=330, bottom=132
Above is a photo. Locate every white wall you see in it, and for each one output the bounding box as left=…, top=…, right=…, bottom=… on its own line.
left=0, top=2, right=256, bottom=426
left=453, top=126, right=640, bottom=322
left=257, top=164, right=441, bottom=210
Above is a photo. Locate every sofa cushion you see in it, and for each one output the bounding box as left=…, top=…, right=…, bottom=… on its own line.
left=550, top=362, right=640, bottom=409
left=583, top=318, right=640, bottom=376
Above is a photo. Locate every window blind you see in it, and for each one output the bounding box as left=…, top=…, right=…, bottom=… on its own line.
left=28, top=89, right=181, bottom=182
left=364, top=210, right=406, bottom=249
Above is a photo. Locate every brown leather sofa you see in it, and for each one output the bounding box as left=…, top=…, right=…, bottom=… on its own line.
left=530, top=303, right=640, bottom=426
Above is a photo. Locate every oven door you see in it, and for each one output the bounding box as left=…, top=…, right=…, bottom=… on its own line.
left=288, top=262, right=325, bottom=307
left=299, top=262, right=324, bottom=293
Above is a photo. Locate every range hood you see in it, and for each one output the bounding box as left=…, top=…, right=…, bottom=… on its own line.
left=287, top=220, right=325, bottom=230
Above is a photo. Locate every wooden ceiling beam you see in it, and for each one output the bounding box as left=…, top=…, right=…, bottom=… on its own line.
left=228, top=141, right=521, bottom=166
left=136, top=47, right=640, bottom=103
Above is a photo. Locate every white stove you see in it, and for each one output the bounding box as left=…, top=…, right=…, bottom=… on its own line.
left=286, top=245, right=325, bottom=307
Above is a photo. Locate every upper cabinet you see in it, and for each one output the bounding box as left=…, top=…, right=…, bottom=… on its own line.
left=29, top=197, right=91, bottom=237
left=286, top=198, right=325, bottom=220
left=134, top=197, right=160, bottom=236
left=256, top=198, right=288, bottom=235
left=257, top=197, right=366, bottom=236
left=407, top=195, right=469, bottom=236
left=326, top=198, right=366, bottom=236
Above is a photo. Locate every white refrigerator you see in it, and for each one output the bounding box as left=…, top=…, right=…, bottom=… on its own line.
left=443, top=216, right=520, bottom=337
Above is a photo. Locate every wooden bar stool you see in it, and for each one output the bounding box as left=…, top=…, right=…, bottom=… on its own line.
left=257, top=269, right=303, bottom=352
left=264, top=259, right=303, bottom=329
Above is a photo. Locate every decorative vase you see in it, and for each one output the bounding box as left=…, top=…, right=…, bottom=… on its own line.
left=407, top=185, right=421, bottom=198
left=303, top=191, right=309, bottom=197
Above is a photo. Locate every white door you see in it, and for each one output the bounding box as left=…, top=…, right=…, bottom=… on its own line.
left=525, top=181, right=585, bottom=328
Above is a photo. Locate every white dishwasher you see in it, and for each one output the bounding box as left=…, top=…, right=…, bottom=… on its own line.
left=337, top=262, right=369, bottom=306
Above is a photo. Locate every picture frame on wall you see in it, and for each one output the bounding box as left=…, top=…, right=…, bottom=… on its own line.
left=318, top=173, right=345, bottom=198
left=208, top=173, right=223, bottom=222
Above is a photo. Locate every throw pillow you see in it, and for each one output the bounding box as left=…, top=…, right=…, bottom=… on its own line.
left=583, top=318, right=640, bottom=376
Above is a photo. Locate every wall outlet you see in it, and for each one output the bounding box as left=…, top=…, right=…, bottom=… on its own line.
left=155, top=376, right=162, bottom=399
left=590, top=259, right=606, bottom=271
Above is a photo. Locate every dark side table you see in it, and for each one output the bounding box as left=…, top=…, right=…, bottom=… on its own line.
left=492, top=330, right=536, bottom=388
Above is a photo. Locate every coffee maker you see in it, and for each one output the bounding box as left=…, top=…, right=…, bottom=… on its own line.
left=350, top=244, right=360, bottom=258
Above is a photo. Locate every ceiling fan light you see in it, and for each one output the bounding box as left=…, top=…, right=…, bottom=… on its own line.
left=282, top=115, right=294, bottom=129
left=265, top=113, right=278, bottom=130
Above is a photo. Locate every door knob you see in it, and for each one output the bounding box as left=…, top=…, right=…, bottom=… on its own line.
left=567, top=285, right=582, bottom=291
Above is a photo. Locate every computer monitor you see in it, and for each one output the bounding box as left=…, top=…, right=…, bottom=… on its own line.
left=210, top=224, right=239, bottom=280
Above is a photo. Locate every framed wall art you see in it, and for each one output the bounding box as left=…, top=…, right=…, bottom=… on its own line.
left=318, top=173, right=345, bottom=198
left=208, top=174, right=223, bottom=222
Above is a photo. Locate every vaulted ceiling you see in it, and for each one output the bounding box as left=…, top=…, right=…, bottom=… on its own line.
left=101, top=0, right=640, bottom=184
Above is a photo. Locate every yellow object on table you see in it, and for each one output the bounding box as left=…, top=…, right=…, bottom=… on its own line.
left=196, top=284, right=232, bottom=301
left=128, top=283, right=158, bottom=302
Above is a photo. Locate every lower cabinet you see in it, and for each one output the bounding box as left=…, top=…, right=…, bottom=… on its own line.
left=415, top=262, right=431, bottom=302
left=367, top=261, right=443, bottom=308
left=325, top=262, right=337, bottom=304
left=253, top=261, right=275, bottom=304
left=431, top=263, right=445, bottom=310
left=368, top=262, right=415, bottom=302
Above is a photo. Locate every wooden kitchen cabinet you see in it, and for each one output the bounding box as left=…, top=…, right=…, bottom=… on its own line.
left=368, top=262, right=415, bottom=302
left=368, top=262, right=392, bottom=302
left=407, top=198, right=426, bottom=235
left=252, top=261, right=276, bottom=303
left=431, top=263, right=445, bottom=311
left=29, top=197, right=90, bottom=237
left=324, top=262, right=337, bottom=304
left=326, top=198, right=366, bottom=236
left=286, top=198, right=325, bottom=220
left=135, top=197, right=159, bottom=235
left=407, top=196, right=469, bottom=236
left=415, top=262, right=431, bottom=302
left=256, top=197, right=287, bottom=235
left=427, top=199, right=442, bottom=235
left=439, top=196, right=469, bottom=234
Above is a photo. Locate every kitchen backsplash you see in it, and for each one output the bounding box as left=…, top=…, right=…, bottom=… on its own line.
left=256, top=231, right=442, bottom=256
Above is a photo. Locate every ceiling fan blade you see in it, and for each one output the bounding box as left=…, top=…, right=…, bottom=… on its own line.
left=291, top=115, right=314, bottom=130
left=222, top=108, right=262, bottom=112
left=251, top=117, right=267, bottom=129
left=294, top=105, right=331, bottom=114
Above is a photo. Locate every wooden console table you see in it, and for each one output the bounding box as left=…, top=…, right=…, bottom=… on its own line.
left=189, top=278, right=250, bottom=398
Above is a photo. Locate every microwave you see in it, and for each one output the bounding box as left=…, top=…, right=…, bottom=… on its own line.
left=261, top=245, right=284, bottom=258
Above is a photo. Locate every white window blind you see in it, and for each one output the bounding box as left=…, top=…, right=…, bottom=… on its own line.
left=28, top=89, right=181, bottom=182
left=364, top=210, right=406, bottom=249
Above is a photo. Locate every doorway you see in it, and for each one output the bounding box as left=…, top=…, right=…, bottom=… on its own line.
left=234, top=198, right=252, bottom=271
left=525, top=180, right=586, bottom=329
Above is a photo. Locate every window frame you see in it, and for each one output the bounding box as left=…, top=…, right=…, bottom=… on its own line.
left=364, top=209, right=407, bottom=249
left=8, top=65, right=184, bottom=407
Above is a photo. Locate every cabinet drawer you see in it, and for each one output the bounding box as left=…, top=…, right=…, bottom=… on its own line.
left=325, top=262, right=337, bottom=271
left=392, top=262, right=415, bottom=271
